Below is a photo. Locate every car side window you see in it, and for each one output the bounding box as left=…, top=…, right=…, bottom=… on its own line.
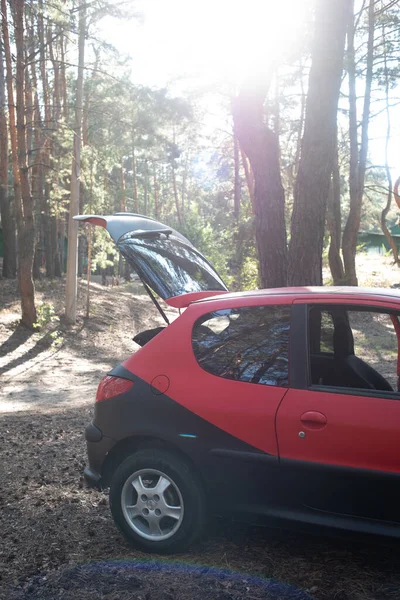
left=192, top=305, right=291, bottom=387
left=348, top=311, right=398, bottom=391
left=309, top=305, right=399, bottom=393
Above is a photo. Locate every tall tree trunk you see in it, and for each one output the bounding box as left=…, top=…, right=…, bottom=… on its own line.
left=327, top=141, right=345, bottom=283
left=54, top=214, right=61, bottom=276
left=82, top=77, right=90, bottom=146
left=153, top=164, right=159, bottom=219
left=171, top=166, right=182, bottom=225
left=232, top=82, right=287, bottom=288
left=144, top=160, right=148, bottom=214
left=233, top=134, right=240, bottom=220
left=131, top=136, right=139, bottom=213
left=59, top=213, right=65, bottom=273
left=38, top=0, right=55, bottom=278
left=15, top=0, right=36, bottom=318
left=240, top=147, right=255, bottom=213
left=120, top=161, right=127, bottom=211
left=60, top=30, right=69, bottom=121
left=24, top=57, right=33, bottom=175
left=181, top=152, right=190, bottom=218
left=44, top=181, right=54, bottom=278
left=29, top=9, right=45, bottom=277
left=380, top=22, right=399, bottom=265
left=48, top=26, right=62, bottom=278
left=0, top=37, right=16, bottom=278
left=288, top=0, right=349, bottom=286
left=292, top=62, right=306, bottom=187
left=3, top=0, right=37, bottom=326
left=341, top=0, right=375, bottom=285
left=48, top=24, right=61, bottom=122
left=65, top=1, right=86, bottom=323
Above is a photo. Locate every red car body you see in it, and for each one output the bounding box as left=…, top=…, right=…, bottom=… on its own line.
left=76, top=213, right=400, bottom=552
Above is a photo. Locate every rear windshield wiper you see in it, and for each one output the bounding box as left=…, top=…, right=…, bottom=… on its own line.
left=129, top=229, right=173, bottom=239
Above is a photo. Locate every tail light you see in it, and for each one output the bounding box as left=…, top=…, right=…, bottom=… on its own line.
left=96, top=375, right=134, bottom=402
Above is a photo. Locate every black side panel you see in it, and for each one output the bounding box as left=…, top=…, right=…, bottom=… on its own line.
left=281, top=457, right=400, bottom=523
left=96, top=365, right=281, bottom=507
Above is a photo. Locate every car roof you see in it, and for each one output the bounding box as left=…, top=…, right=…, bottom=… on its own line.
left=194, top=286, right=400, bottom=304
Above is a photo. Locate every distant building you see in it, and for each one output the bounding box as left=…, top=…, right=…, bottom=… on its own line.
left=358, top=224, right=400, bottom=255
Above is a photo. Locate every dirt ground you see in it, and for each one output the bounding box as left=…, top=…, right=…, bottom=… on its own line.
left=2, top=258, right=400, bottom=600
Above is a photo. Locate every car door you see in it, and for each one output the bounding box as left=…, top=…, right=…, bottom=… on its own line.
left=277, top=299, right=400, bottom=523
left=187, top=301, right=291, bottom=508
left=74, top=214, right=228, bottom=306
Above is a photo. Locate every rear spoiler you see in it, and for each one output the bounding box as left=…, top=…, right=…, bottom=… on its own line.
left=165, top=291, right=228, bottom=309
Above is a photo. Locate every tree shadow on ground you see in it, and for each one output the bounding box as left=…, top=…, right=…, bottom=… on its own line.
left=0, top=336, right=55, bottom=377
left=1, top=406, right=400, bottom=600
left=0, top=325, right=34, bottom=358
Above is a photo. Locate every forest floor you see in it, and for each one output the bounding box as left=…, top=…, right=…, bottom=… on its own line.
left=1, top=255, right=400, bottom=600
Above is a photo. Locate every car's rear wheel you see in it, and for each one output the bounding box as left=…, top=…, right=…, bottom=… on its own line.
left=109, top=449, right=206, bottom=553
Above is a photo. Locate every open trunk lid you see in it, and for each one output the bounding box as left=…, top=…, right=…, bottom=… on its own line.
left=74, top=213, right=228, bottom=308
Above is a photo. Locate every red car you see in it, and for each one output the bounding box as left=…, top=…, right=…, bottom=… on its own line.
left=76, top=213, right=400, bottom=553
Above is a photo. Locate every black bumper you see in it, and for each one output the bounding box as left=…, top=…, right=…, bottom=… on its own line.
left=84, top=422, right=115, bottom=489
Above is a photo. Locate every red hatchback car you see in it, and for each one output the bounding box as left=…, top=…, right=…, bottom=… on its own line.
left=76, top=213, right=400, bottom=553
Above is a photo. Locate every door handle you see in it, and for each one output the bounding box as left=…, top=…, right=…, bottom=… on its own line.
left=300, top=411, right=327, bottom=430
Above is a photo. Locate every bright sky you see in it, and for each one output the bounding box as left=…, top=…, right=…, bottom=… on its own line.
left=100, top=0, right=308, bottom=88
left=98, top=0, right=400, bottom=176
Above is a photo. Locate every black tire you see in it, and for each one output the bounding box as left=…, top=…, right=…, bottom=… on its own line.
left=109, top=448, right=206, bottom=553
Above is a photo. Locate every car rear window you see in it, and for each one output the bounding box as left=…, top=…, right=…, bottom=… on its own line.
left=192, top=305, right=291, bottom=387
left=117, top=233, right=227, bottom=299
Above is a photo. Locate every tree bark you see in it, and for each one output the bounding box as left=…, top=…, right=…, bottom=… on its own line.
left=240, top=147, right=255, bottom=213
left=15, top=0, right=36, bottom=323
left=292, top=62, right=306, bottom=186
left=232, top=82, right=287, bottom=288
left=172, top=166, right=182, bottom=225
left=48, top=24, right=61, bottom=122
left=287, top=0, right=349, bottom=286
left=341, top=0, right=375, bottom=285
left=37, top=0, right=55, bottom=278
left=24, top=51, right=33, bottom=175
left=48, top=25, right=62, bottom=278
left=29, top=9, right=45, bottom=277
left=144, top=160, right=148, bottom=214
left=233, top=134, right=240, bottom=220
left=3, top=0, right=37, bottom=326
left=65, top=0, right=86, bottom=323
left=181, top=152, right=190, bottom=218
left=60, top=30, right=69, bottom=121
left=120, top=161, right=127, bottom=211
left=153, top=164, right=159, bottom=218
left=380, top=22, right=399, bottom=265
left=0, top=36, right=16, bottom=278
left=327, top=141, right=345, bottom=284
left=132, top=136, right=139, bottom=213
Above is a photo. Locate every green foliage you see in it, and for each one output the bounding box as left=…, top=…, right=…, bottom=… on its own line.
left=179, top=213, right=233, bottom=288
left=33, top=302, right=60, bottom=330
left=382, top=244, right=393, bottom=258
left=236, top=256, right=259, bottom=291
left=91, top=227, right=118, bottom=271
left=33, top=302, right=64, bottom=347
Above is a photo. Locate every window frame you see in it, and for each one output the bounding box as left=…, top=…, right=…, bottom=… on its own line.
left=191, top=304, right=292, bottom=388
